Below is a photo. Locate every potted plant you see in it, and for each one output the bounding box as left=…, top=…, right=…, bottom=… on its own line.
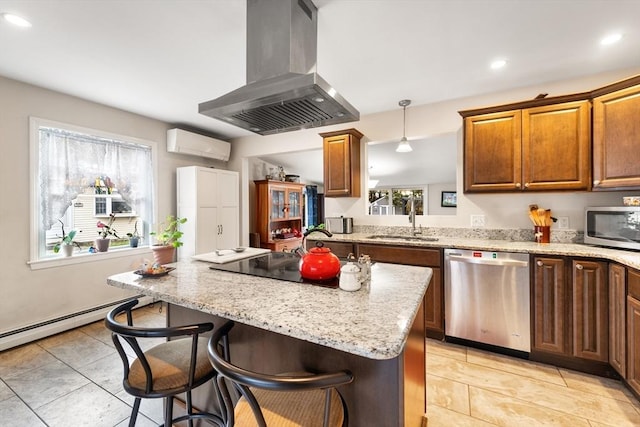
left=150, top=215, right=187, bottom=264
left=126, top=220, right=142, bottom=248
left=96, top=213, right=119, bottom=252
left=53, top=220, right=81, bottom=257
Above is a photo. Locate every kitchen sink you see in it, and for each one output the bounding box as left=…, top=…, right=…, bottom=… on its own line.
left=367, top=234, right=439, bottom=242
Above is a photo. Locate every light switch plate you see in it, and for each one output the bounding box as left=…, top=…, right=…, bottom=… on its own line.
left=471, top=215, right=485, bottom=227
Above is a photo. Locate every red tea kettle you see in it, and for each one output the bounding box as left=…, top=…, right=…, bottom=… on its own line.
left=298, top=229, right=341, bottom=281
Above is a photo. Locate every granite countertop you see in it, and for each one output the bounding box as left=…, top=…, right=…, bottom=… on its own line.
left=107, top=259, right=431, bottom=360
left=313, top=232, right=640, bottom=270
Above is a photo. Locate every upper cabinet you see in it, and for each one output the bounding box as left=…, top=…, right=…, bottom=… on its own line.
left=592, top=77, right=640, bottom=191
left=461, top=99, right=591, bottom=193
left=461, top=74, right=640, bottom=193
left=320, top=128, right=363, bottom=197
left=254, top=180, right=305, bottom=252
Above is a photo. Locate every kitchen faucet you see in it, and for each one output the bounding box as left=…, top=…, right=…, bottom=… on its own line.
left=408, top=195, right=422, bottom=236
left=294, top=227, right=333, bottom=256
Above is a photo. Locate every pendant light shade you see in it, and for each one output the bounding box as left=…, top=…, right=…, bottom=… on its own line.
left=396, top=99, right=412, bottom=153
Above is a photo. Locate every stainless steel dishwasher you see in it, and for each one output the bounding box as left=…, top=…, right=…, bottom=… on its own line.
left=444, top=249, right=530, bottom=353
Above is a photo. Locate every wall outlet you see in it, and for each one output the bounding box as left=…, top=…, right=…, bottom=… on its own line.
left=471, top=215, right=485, bottom=227
left=557, top=217, right=569, bottom=229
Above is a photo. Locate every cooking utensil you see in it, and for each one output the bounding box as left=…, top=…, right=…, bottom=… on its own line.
left=299, top=241, right=341, bottom=281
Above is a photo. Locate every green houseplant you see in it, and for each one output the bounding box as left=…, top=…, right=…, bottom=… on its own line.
left=95, top=213, right=119, bottom=252
left=126, top=220, right=142, bottom=248
left=150, top=215, right=187, bottom=264
left=53, top=220, right=81, bottom=257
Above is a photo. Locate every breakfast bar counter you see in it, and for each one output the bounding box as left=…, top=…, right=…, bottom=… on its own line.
left=107, top=258, right=432, bottom=426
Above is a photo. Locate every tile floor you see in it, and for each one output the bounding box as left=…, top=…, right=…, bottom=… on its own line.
left=1, top=304, right=639, bottom=426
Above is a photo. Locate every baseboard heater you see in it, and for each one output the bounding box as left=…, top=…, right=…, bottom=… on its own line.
left=0, top=295, right=154, bottom=351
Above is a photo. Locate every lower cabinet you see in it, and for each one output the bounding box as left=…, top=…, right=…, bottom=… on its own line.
left=627, top=268, right=640, bottom=395
left=609, top=263, right=627, bottom=377
left=532, top=256, right=608, bottom=363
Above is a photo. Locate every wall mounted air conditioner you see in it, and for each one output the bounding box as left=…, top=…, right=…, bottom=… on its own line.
left=167, top=128, right=231, bottom=161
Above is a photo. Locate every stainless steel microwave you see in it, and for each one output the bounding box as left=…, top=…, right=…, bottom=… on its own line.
left=584, top=206, right=640, bottom=251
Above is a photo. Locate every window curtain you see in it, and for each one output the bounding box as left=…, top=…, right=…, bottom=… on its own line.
left=39, top=127, right=152, bottom=231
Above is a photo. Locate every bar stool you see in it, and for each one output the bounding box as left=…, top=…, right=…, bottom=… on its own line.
left=207, top=321, right=354, bottom=427
left=105, top=299, right=224, bottom=427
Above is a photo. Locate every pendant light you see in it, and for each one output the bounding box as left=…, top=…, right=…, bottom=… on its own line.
left=396, top=99, right=412, bottom=153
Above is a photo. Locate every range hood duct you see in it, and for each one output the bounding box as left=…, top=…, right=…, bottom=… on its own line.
left=199, top=0, right=359, bottom=135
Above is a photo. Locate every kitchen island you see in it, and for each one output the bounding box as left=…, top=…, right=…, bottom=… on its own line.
left=107, top=257, right=431, bottom=426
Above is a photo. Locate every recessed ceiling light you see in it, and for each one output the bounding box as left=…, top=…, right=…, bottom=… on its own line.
left=600, top=33, right=622, bottom=46
left=490, top=59, right=507, bottom=70
left=1, top=13, right=32, bottom=27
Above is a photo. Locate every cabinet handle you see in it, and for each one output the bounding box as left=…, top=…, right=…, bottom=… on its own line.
left=536, top=260, right=543, bottom=267
left=593, top=180, right=600, bottom=187
left=576, top=263, right=583, bottom=270
left=524, top=182, right=530, bottom=188
left=515, top=182, right=521, bottom=188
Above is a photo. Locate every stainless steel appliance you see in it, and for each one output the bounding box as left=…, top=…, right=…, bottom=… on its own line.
left=325, top=217, right=353, bottom=234
left=444, top=249, right=531, bottom=353
left=584, top=206, right=640, bottom=251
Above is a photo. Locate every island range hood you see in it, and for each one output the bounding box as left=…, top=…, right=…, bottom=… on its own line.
left=199, top=0, right=359, bottom=136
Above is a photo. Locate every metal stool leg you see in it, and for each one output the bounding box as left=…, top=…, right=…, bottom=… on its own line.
left=186, top=390, right=194, bottom=427
left=164, top=395, right=173, bottom=427
left=129, top=397, right=141, bottom=427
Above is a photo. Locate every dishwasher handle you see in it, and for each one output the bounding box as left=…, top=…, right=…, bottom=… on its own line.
left=447, top=253, right=529, bottom=267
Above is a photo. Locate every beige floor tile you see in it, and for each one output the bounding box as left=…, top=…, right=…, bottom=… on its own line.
left=0, top=396, right=47, bottom=427
left=426, top=403, right=496, bottom=426
left=3, top=358, right=89, bottom=409
left=0, top=381, right=14, bottom=402
left=115, top=389, right=165, bottom=425
left=0, top=343, right=58, bottom=379
left=38, top=329, right=116, bottom=370
left=36, top=382, right=132, bottom=427
left=466, top=348, right=566, bottom=387
left=113, top=413, right=158, bottom=427
left=426, top=338, right=467, bottom=361
left=427, top=374, right=470, bottom=415
left=427, top=353, right=640, bottom=426
left=468, top=386, right=591, bottom=426
left=76, top=352, right=131, bottom=394
left=559, top=368, right=638, bottom=404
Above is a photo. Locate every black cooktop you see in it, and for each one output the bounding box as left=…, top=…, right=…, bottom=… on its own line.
left=208, top=252, right=340, bottom=288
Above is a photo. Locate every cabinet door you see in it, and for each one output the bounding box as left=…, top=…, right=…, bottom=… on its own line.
left=197, top=169, right=218, bottom=207
left=322, top=131, right=361, bottom=197
left=218, top=171, right=239, bottom=207
left=522, top=101, right=591, bottom=191
left=593, top=84, right=640, bottom=190
left=287, top=187, right=302, bottom=219
left=218, top=205, right=239, bottom=250
left=463, top=110, right=522, bottom=192
left=627, top=296, right=640, bottom=395
left=572, top=260, right=608, bottom=362
left=533, top=257, right=568, bottom=355
left=270, top=187, right=287, bottom=220
left=195, top=206, right=218, bottom=255
left=424, top=267, right=443, bottom=336
left=609, top=263, right=627, bottom=377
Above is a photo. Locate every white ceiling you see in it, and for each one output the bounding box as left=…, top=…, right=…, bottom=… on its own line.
left=1, top=0, right=639, bottom=186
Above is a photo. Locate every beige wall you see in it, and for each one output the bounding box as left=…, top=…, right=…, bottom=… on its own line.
left=0, top=76, right=225, bottom=344
left=229, top=67, right=640, bottom=245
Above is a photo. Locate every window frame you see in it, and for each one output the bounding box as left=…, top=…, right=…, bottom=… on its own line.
left=28, top=117, right=158, bottom=269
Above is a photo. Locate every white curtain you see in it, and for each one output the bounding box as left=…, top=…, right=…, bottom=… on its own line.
left=39, top=127, right=152, bottom=231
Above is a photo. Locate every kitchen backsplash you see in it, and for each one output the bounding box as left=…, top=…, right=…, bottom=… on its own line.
left=353, top=225, right=582, bottom=244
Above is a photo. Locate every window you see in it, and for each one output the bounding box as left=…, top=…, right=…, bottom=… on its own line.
left=368, top=188, right=423, bottom=215
left=29, top=117, right=156, bottom=263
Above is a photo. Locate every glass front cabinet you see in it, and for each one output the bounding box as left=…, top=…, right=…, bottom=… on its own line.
left=255, top=180, right=305, bottom=252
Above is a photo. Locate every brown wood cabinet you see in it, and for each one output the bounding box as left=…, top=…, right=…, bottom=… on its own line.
left=320, top=128, right=363, bottom=197
left=532, top=256, right=608, bottom=363
left=609, top=263, right=627, bottom=377
left=305, top=239, right=355, bottom=258
left=533, top=257, right=568, bottom=354
left=254, top=180, right=305, bottom=252
left=356, top=244, right=444, bottom=339
left=592, top=78, right=640, bottom=190
left=462, top=100, right=591, bottom=192
left=571, top=259, right=608, bottom=362
left=627, top=268, right=640, bottom=395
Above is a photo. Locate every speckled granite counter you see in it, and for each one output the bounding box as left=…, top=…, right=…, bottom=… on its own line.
left=312, top=232, right=640, bottom=270
left=107, top=258, right=431, bottom=360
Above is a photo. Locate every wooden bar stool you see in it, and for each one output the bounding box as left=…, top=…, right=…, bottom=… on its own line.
left=207, top=321, right=354, bottom=427
left=105, top=299, right=224, bottom=427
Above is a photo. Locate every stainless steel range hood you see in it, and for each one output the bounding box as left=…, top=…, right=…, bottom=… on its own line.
left=199, top=0, right=359, bottom=136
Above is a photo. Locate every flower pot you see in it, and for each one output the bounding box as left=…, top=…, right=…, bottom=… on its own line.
left=129, top=237, right=140, bottom=248
left=61, top=243, right=74, bottom=257
left=95, top=238, right=110, bottom=252
left=151, top=245, right=175, bottom=265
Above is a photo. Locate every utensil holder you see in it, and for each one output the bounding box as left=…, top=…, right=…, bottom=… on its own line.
left=534, top=226, right=550, bottom=243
